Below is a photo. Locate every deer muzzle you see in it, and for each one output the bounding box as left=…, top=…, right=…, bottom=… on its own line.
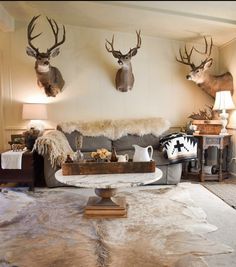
left=118, top=59, right=123, bottom=65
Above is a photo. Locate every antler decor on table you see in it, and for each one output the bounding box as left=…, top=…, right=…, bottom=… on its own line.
left=188, top=105, right=220, bottom=120
left=105, top=30, right=141, bottom=92
left=176, top=36, right=234, bottom=98
left=26, top=15, right=66, bottom=97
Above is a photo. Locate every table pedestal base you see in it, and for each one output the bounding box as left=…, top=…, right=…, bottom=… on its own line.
left=84, top=188, right=127, bottom=218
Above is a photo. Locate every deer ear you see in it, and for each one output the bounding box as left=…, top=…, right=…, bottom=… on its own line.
left=112, top=51, right=122, bottom=59
left=204, top=58, right=213, bottom=69
left=26, top=47, right=37, bottom=57
left=50, top=47, right=60, bottom=58
left=130, top=49, right=138, bottom=57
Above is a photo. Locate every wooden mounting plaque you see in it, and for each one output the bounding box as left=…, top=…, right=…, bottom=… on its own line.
left=62, top=160, right=156, bottom=175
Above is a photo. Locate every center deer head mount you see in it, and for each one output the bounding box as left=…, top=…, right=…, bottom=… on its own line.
left=176, top=36, right=233, bottom=99
left=26, top=15, right=66, bottom=97
left=105, top=30, right=141, bottom=92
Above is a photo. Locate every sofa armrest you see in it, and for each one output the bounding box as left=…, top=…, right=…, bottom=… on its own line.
left=43, top=156, right=64, bottom=187
left=33, top=130, right=74, bottom=168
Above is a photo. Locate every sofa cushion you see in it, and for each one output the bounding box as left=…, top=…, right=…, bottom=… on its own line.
left=61, top=130, right=81, bottom=151
left=150, top=163, right=182, bottom=185
left=81, top=136, right=112, bottom=152
left=112, top=134, right=160, bottom=151
left=152, top=150, right=170, bottom=166
left=159, top=132, right=198, bottom=164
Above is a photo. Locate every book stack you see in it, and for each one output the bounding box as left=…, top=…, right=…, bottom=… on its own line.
left=84, top=197, right=127, bottom=218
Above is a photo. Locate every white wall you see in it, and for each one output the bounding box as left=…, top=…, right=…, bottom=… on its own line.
left=220, top=40, right=236, bottom=173
left=0, top=30, right=11, bottom=150
left=1, top=20, right=217, bottom=149
left=220, top=40, right=236, bottom=128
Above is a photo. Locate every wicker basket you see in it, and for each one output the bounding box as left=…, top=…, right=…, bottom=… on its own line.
left=192, top=120, right=222, bottom=135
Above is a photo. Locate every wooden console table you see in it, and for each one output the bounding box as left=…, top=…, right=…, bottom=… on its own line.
left=192, top=134, right=231, bottom=182
left=0, top=150, right=35, bottom=190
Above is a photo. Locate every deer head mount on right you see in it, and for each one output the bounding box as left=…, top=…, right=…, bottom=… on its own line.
left=105, top=30, right=141, bottom=92
left=26, top=15, right=66, bottom=97
left=176, top=36, right=234, bottom=99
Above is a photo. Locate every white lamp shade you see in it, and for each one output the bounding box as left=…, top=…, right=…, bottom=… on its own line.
left=213, top=91, right=235, bottom=111
left=22, top=103, right=48, bottom=120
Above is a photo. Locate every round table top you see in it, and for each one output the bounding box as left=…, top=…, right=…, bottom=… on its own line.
left=55, top=168, right=163, bottom=189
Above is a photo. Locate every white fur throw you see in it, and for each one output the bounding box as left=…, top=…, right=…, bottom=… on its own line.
left=33, top=130, right=73, bottom=168
left=58, top=117, right=170, bottom=140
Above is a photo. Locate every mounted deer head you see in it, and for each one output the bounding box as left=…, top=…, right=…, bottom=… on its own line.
left=105, top=30, right=141, bottom=92
left=26, top=15, right=66, bottom=97
left=176, top=36, right=233, bottom=98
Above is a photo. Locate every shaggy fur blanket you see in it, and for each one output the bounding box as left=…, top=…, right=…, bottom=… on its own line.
left=33, top=130, right=73, bottom=168
left=0, top=184, right=233, bottom=267
left=58, top=117, right=170, bottom=140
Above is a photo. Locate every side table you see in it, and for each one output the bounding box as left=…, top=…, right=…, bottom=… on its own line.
left=192, top=134, right=231, bottom=182
left=0, top=150, right=35, bottom=191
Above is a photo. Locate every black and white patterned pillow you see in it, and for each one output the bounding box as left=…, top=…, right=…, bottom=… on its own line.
left=160, top=132, right=198, bottom=163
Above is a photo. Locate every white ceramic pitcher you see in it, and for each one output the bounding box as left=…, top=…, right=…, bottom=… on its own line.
left=132, top=144, right=153, bottom=162
left=117, top=154, right=129, bottom=162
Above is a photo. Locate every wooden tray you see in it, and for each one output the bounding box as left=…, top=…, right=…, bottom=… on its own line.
left=62, top=160, right=156, bottom=175
left=192, top=120, right=222, bottom=135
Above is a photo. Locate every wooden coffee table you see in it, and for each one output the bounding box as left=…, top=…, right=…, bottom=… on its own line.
left=55, top=168, right=163, bottom=218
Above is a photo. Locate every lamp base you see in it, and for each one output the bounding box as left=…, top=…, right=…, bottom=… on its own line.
left=219, top=110, right=229, bottom=136
left=23, top=127, right=40, bottom=151
left=219, top=131, right=229, bottom=136
left=28, top=120, right=45, bottom=132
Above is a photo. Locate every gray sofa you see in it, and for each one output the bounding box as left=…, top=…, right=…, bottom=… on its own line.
left=41, top=126, right=182, bottom=187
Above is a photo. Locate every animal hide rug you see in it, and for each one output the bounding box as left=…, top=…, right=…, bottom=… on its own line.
left=58, top=117, right=171, bottom=140
left=0, top=184, right=233, bottom=267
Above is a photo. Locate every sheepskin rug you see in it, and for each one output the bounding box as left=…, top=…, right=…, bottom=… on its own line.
left=0, top=184, right=233, bottom=267
left=58, top=117, right=171, bottom=140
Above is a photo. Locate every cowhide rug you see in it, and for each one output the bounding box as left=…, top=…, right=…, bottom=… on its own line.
left=0, top=184, right=233, bottom=267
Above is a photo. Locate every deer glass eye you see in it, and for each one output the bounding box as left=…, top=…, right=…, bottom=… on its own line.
left=196, top=69, right=200, bottom=73
left=125, top=56, right=129, bottom=60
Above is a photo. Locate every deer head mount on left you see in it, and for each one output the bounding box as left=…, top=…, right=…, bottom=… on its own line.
left=176, top=36, right=234, bottom=99
left=26, top=15, right=66, bottom=97
left=105, top=30, right=141, bottom=92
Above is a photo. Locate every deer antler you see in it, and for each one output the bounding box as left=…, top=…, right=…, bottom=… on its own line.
left=128, top=30, right=142, bottom=57
left=27, top=14, right=42, bottom=54
left=193, top=36, right=213, bottom=68
left=46, top=17, right=66, bottom=53
left=105, top=35, right=123, bottom=58
left=176, top=36, right=213, bottom=69
left=176, top=44, right=196, bottom=68
left=193, top=36, right=213, bottom=56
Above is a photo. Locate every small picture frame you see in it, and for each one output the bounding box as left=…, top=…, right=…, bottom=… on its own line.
left=8, top=134, right=25, bottom=151
left=11, top=134, right=25, bottom=144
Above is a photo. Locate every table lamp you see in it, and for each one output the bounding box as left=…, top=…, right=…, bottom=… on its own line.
left=22, top=103, right=48, bottom=131
left=213, top=91, right=235, bottom=135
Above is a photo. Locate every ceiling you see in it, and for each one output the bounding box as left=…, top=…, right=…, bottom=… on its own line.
left=2, top=1, right=236, bottom=47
